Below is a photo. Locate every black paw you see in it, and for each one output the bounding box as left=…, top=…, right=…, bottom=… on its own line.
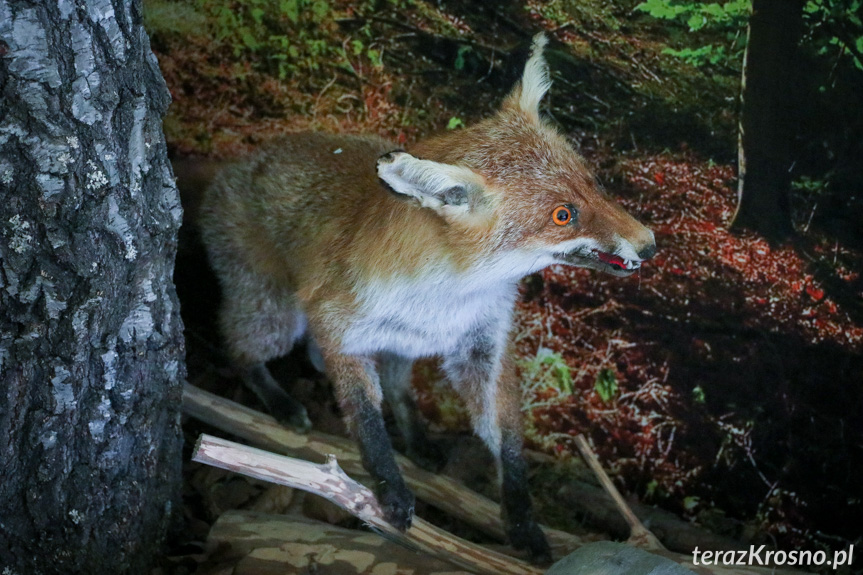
left=270, top=402, right=313, bottom=434
left=508, top=519, right=552, bottom=565
left=378, top=482, right=415, bottom=532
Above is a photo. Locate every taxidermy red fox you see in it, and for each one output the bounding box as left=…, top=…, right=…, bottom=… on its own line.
left=199, top=34, right=655, bottom=562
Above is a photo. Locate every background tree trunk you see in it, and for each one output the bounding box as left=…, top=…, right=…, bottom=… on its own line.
left=731, top=0, right=806, bottom=240
left=0, top=1, right=184, bottom=573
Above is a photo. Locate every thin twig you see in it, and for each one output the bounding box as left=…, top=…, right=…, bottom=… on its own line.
left=574, top=434, right=664, bottom=551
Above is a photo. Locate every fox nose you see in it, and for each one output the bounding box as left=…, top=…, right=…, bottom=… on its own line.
left=637, top=242, right=656, bottom=261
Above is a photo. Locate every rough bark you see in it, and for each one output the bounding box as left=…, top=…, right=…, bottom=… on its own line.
left=0, top=1, right=184, bottom=573
left=731, top=0, right=806, bottom=240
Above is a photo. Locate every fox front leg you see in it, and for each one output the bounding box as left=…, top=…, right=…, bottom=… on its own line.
left=442, top=330, right=552, bottom=563
left=320, top=349, right=415, bottom=530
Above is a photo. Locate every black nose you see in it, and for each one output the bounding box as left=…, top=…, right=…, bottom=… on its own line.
left=638, top=243, right=656, bottom=260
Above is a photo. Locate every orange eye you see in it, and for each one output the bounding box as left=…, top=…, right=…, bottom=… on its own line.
left=552, top=205, right=572, bottom=226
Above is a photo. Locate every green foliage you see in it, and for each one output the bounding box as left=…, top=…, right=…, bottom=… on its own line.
left=792, top=176, right=829, bottom=194
left=791, top=176, right=831, bottom=230
left=531, top=0, right=571, bottom=27
left=143, top=0, right=209, bottom=39
left=521, top=348, right=574, bottom=395
left=635, top=0, right=750, bottom=69
left=204, top=0, right=339, bottom=78
left=145, top=0, right=387, bottom=81
left=803, top=0, right=863, bottom=71
left=663, top=44, right=728, bottom=66
left=635, top=0, right=690, bottom=20
left=692, top=385, right=706, bottom=404
left=594, top=368, right=618, bottom=403
left=525, top=0, right=624, bottom=33
left=635, top=0, right=750, bottom=29
left=638, top=0, right=863, bottom=75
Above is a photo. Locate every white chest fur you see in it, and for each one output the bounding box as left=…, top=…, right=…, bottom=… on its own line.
left=340, top=255, right=532, bottom=359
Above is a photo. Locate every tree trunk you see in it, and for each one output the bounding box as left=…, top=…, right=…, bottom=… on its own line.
left=731, top=0, right=806, bottom=240
left=0, top=1, right=184, bottom=573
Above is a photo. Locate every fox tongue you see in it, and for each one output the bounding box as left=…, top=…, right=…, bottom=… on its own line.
left=597, top=252, right=627, bottom=268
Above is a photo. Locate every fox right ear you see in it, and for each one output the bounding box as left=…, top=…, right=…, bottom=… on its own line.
left=377, top=151, right=487, bottom=219
left=504, top=33, right=551, bottom=122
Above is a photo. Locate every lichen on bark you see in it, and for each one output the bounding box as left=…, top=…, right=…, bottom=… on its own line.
left=0, top=1, right=185, bottom=573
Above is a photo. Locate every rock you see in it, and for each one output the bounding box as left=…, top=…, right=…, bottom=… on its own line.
left=546, top=541, right=695, bottom=575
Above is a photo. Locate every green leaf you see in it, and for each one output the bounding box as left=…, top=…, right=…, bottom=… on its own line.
left=692, top=385, right=706, bottom=404
left=687, top=12, right=707, bottom=31
left=446, top=117, right=464, bottom=130
left=708, top=45, right=727, bottom=64
left=645, top=479, right=659, bottom=498
left=594, top=368, right=618, bottom=403
left=367, top=48, right=382, bottom=68
left=280, top=0, right=299, bottom=23
left=683, top=496, right=701, bottom=511
left=635, top=0, right=688, bottom=19
left=312, top=0, right=330, bottom=20
left=724, top=0, right=751, bottom=17
left=554, top=362, right=573, bottom=394
left=663, top=45, right=720, bottom=67
left=702, top=3, right=725, bottom=18
left=240, top=28, right=260, bottom=50
left=803, top=0, right=821, bottom=13
left=454, top=45, right=472, bottom=71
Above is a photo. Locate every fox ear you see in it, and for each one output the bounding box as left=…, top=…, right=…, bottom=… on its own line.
left=505, top=33, right=551, bottom=122
left=377, top=151, right=487, bottom=219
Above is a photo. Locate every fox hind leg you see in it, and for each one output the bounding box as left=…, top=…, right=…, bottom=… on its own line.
left=241, top=363, right=311, bottom=432
left=377, top=352, right=443, bottom=471
left=217, top=273, right=312, bottom=432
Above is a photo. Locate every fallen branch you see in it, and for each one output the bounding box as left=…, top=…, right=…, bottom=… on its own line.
left=193, top=433, right=542, bottom=575
left=183, top=385, right=805, bottom=575
left=206, top=510, right=463, bottom=574
left=182, top=382, right=584, bottom=556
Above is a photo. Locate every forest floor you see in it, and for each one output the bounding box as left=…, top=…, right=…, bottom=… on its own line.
left=146, top=0, right=863, bottom=571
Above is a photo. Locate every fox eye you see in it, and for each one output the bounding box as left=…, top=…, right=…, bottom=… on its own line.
left=552, top=205, right=576, bottom=226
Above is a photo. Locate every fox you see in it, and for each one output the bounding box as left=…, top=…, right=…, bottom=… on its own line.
left=198, top=34, right=655, bottom=562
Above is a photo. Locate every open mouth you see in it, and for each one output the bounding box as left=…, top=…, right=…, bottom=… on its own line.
left=595, top=250, right=641, bottom=273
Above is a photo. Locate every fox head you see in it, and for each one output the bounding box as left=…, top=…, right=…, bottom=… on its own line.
left=377, top=34, right=655, bottom=278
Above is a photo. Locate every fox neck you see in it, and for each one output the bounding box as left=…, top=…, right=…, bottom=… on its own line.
left=347, top=201, right=538, bottom=291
